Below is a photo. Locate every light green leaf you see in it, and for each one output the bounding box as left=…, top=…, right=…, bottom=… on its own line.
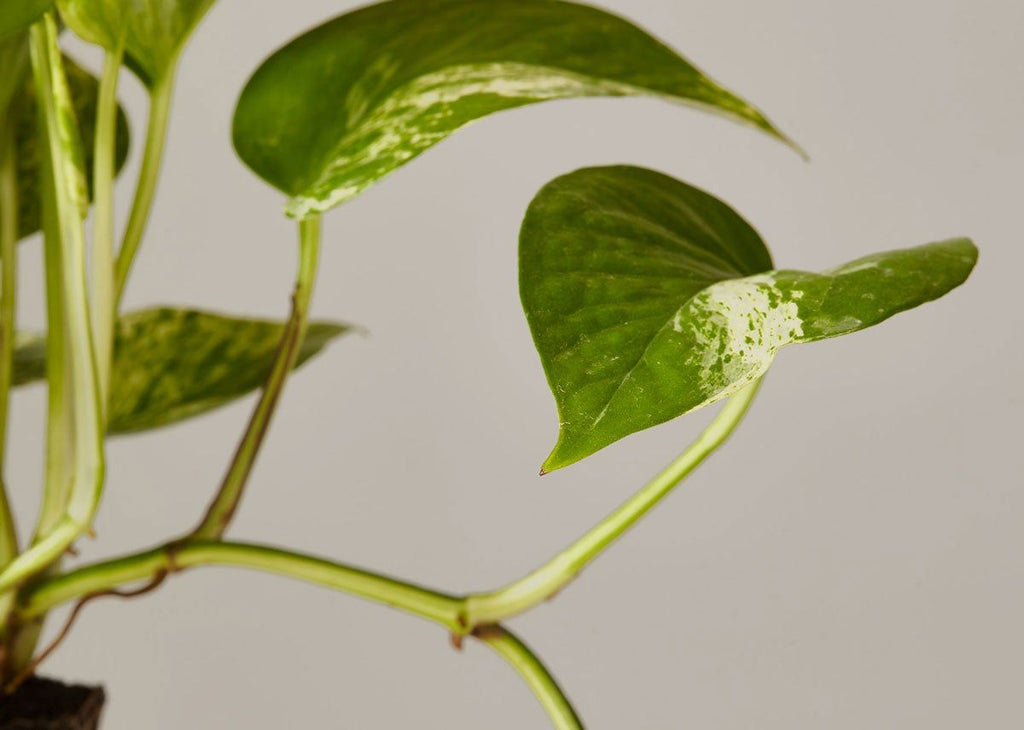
left=56, top=0, right=216, bottom=87
left=6, top=47, right=131, bottom=239
left=520, top=166, right=978, bottom=471
left=14, top=308, right=350, bottom=434
left=232, top=0, right=797, bottom=218
left=0, top=0, right=52, bottom=40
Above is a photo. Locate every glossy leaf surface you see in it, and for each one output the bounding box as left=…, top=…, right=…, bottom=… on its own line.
left=0, top=0, right=51, bottom=40
left=57, top=0, right=216, bottom=87
left=14, top=308, right=349, bottom=433
left=520, top=166, right=978, bottom=471
left=233, top=0, right=794, bottom=218
left=6, top=49, right=130, bottom=239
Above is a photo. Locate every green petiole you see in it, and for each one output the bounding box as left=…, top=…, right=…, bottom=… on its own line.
left=90, top=43, right=125, bottom=420
left=0, top=14, right=104, bottom=596
left=0, top=114, right=20, bottom=571
left=190, top=215, right=322, bottom=540
left=113, top=70, right=174, bottom=307
left=462, top=379, right=762, bottom=628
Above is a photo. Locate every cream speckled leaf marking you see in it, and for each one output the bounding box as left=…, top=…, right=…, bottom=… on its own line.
left=520, top=166, right=977, bottom=471
left=286, top=63, right=656, bottom=218
left=233, top=0, right=797, bottom=218
left=12, top=308, right=351, bottom=434
left=1, top=34, right=131, bottom=241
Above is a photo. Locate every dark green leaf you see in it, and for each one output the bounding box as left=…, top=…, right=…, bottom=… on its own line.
left=0, top=0, right=52, bottom=40
left=11, top=331, right=45, bottom=385
left=14, top=308, right=351, bottom=434
left=233, top=0, right=797, bottom=218
left=56, top=0, right=216, bottom=88
left=520, top=166, right=977, bottom=471
left=0, top=34, right=30, bottom=118
left=7, top=50, right=131, bottom=240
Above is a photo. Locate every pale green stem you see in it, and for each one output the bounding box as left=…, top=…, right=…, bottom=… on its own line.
left=190, top=216, right=321, bottom=539
left=21, top=540, right=464, bottom=629
left=31, top=123, right=71, bottom=546
left=113, top=70, right=173, bottom=307
left=8, top=120, right=72, bottom=678
left=90, top=44, right=124, bottom=421
left=0, top=116, right=21, bottom=658
left=26, top=379, right=761, bottom=617
left=10, top=595, right=585, bottom=720
left=0, top=120, right=20, bottom=569
left=19, top=540, right=582, bottom=728
left=0, top=16, right=105, bottom=595
left=475, top=626, right=584, bottom=730
left=463, top=378, right=763, bottom=627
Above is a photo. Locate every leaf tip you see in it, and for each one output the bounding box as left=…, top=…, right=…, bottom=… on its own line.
left=768, top=123, right=809, bottom=161
left=539, top=442, right=578, bottom=475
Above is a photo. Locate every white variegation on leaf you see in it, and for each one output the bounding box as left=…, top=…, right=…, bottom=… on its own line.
left=520, top=166, right=978, bottom=471
left=232, top=0, right=798, bottom=218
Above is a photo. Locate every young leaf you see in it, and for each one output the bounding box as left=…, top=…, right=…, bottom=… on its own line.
left=520, top=166, right=978, bottom=472
left=0, top=0, right=52, bottom=40
left=56, top=0, right=216, bottom=88
left=13, top=308, right=350, bottom=434
left=7, top=51, right=131, bottom=240
left=232, top=0, right=797, bottom=219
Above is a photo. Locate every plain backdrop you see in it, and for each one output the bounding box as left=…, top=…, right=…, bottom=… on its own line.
left=6, top=0, right=1022, bottom=728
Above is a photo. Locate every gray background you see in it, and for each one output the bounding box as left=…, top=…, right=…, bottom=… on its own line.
left=7, top=0, right=1022, bottom=727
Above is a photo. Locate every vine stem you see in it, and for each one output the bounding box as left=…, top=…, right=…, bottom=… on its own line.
left=474, top=626, right=584, bottom=729
left=16, top=382, right=760, bottom=721
left=18, top=540, right=582, bottom=728
left=20, top=381, right=762, bottom=634
left=0, top=108, right=22, bottom=669
left=190, top=215, right=321, bottom=539
left=0, top=116, right=20, bottom=570
left=20, top=540, right=461, bottom=627
left=0, top=15, right=105, bottom=596
left=90, top=44, right=125, bottom=420
left=462, top=378, right=762, bottom=627
left=113, top=70, right=173, bottom=307
left=30, top=96, right=71, bottom=547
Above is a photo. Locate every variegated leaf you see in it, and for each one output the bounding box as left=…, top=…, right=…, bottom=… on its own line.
left=3, top=40, right=131, bottom=240
left=14, top=308, right=350, bottom=433
left=520, top=166, right=977, bottom=471
left=232, top=0, right=797, bottom=218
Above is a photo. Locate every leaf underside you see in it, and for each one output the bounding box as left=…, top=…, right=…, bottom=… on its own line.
left=520, top=166, right=978, bottom=471
left=232, top=0, right=795, bottom=218
left=14, top=308, right=350, bottom=434
left=56, top=0, right=217, bottom=88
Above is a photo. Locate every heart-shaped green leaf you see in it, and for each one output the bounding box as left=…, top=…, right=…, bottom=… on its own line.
left=5, top=45, right=131, bottom=240
left=0, top=0, right=52, bottom=40
left=14, top=308, right=350, bottom=434
left=56, top=0, right=216, bottom=88
left=520, top=166, right=978, bottom=471
left=233, top=0, right=797, bottom=219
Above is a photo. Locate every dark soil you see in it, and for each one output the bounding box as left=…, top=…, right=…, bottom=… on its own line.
left=0, top=677, right=105, bottom=730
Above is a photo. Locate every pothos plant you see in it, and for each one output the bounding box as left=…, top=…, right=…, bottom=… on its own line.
left=0, top=0, right=976, bottom=727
